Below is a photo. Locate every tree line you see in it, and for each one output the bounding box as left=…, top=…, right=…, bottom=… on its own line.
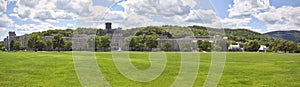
left=2, top=33, right=111, bottom=52
left=1, top=26, right=300, bottom=53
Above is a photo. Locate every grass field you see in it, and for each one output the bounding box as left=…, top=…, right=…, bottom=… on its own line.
left=0, top=52, right=300, bottom=87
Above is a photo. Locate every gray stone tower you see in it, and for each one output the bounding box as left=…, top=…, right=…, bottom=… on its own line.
left=7, top=31, right=16, bottom=51
left=9, top=31, right=16, bottom=37
left=105, top=22, right=112, bottom=30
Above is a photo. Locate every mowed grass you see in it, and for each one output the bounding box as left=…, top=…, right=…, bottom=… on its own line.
left=0, top=52, right=300, bottom=87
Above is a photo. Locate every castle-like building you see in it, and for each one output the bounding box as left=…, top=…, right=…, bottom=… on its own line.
left=4, top=31, right=29, bottom=51
left=2, top=22, right=222, bottom=51
left=2, top=22, right=123, bottom=51
left=3, top=32, right=73, bottom=51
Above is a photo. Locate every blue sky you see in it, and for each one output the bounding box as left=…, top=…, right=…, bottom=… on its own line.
left=0, top=0, right=300, bottom=41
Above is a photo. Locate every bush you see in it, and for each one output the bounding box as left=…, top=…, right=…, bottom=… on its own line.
left=0, top=44, right=5, bottom=51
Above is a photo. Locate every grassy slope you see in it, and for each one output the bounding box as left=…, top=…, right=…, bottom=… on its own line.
left=0, top=52, right=299, bottom=87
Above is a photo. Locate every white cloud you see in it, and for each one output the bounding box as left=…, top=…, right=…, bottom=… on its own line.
left=0, top=14, right=14, bottom=30
left=103, top=11, right=126, bottom=21
left=183, top=9, right=220, bottom=24
left=32, top=10, right=76, bottom=22
left=179, top=9, right=223, bottom=28
left=9, top=0, right=200, bottom=30
left=94, top=12, right=164, bottom=29
left=66, top=23, right=75, bottom=29
left=13, top=0, right=108, bottom=22
left=0, top=0, right=7, bottom=14
left=55, top=0, right=94, bottom=17
left=120, top=13, right=164, bottom=29
left=228, top=0, right=273, bottom=18
left=220, top=18, right=251, bottom=29
left=14, top=23, right=53, bottom=32
left=77, top=6, right=109, bottom=21
left=13, top=22, right=71, bottom=34
left=182, top=0, right=196, bottom=8
left=8, top=0, right=299, bottom=34
left=120, top=0, right=195, bottom=17
left=17, top=0, right=39, bottom=8
left=180, top=8, right=254, bottom=30
left=256, top=6, right=300, bottom=31
left=226, top=0, right=300, bottom=32
left=107, top=0, right=122, bottom=2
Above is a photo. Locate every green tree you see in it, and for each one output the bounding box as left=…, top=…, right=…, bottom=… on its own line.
left=270, top=39, right=280, bottom=52
left=46, top=39, right=53, bottom=50
left=162, top=42, right=172, bottom=51
left=284, top=41, right=296, bottom=53
left=197, top=40, right=203, bottom=51
left=129, top=36, right=146, bottom=51
left=64, top=40, right=72, bottom=51
left=244, top=40, right=260, bottom=52
left=123, top=36, right=133, bottom=50
left=274, top=40, right=296, bottom=53
left=198, top=40, right=211, bottom=51
left=99, top=35, right=111, bottom=49
left=52, top=34, right=65, bottom=52
left=87, top=35, right=111, bottom=51
left=145, top=35, right=158, bottom=51
left=13, top=41, right=21, bottom=51
left=28, top=34, right=46, bottom=52
left=296, top=43, right=300, bottom=53
left=0, top=44, right=5, bottom=51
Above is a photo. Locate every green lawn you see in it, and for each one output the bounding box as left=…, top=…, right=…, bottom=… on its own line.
left=0, top=52, right=300, bottom=87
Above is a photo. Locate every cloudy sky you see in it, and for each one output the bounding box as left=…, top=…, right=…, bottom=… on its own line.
left=0, top=0, right=300, bottom=40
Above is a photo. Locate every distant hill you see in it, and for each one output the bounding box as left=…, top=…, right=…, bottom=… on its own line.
left=187, top=25, right=274, bottom=42
left=22, top=25, right=277, bottom=43
left=264, top=30, right=300, bottom=43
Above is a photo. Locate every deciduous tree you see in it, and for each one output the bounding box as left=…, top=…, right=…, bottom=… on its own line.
left=284, top=41, right=296, bottom=53
left=296, top=43, right=300, bottom=53
left=13, top=41, right=21, bottom=51
left=0, top=44, right=5, bottom=51
left=244, top=40, right=260, bottom=52
left=46, top=40, right=53, bottom=50
left=145, top=35, right=158, bottom=51
left=162, top=42, right=172, bottom=51
left=52, top=34, right=65, bottom=52
left=28, top=34, right=46, bottom=52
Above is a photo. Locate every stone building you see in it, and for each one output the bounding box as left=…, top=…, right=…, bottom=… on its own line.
left=228, top=42, right=245, bottom=52
left=3, top=32, right=29, bottom=51
left=3, top=31, right=72, bottom=51
left=157, top=36, right=219, bottom=51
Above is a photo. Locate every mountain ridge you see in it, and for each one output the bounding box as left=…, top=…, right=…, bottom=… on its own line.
left=264, top=30, right=300, bottom=43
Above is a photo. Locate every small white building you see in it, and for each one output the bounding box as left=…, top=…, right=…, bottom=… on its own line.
left=258, top=45, right=269, bottom=52
left=228, top=42, right=244, bottom=52
left=228, top=45, right=242, bottom=51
